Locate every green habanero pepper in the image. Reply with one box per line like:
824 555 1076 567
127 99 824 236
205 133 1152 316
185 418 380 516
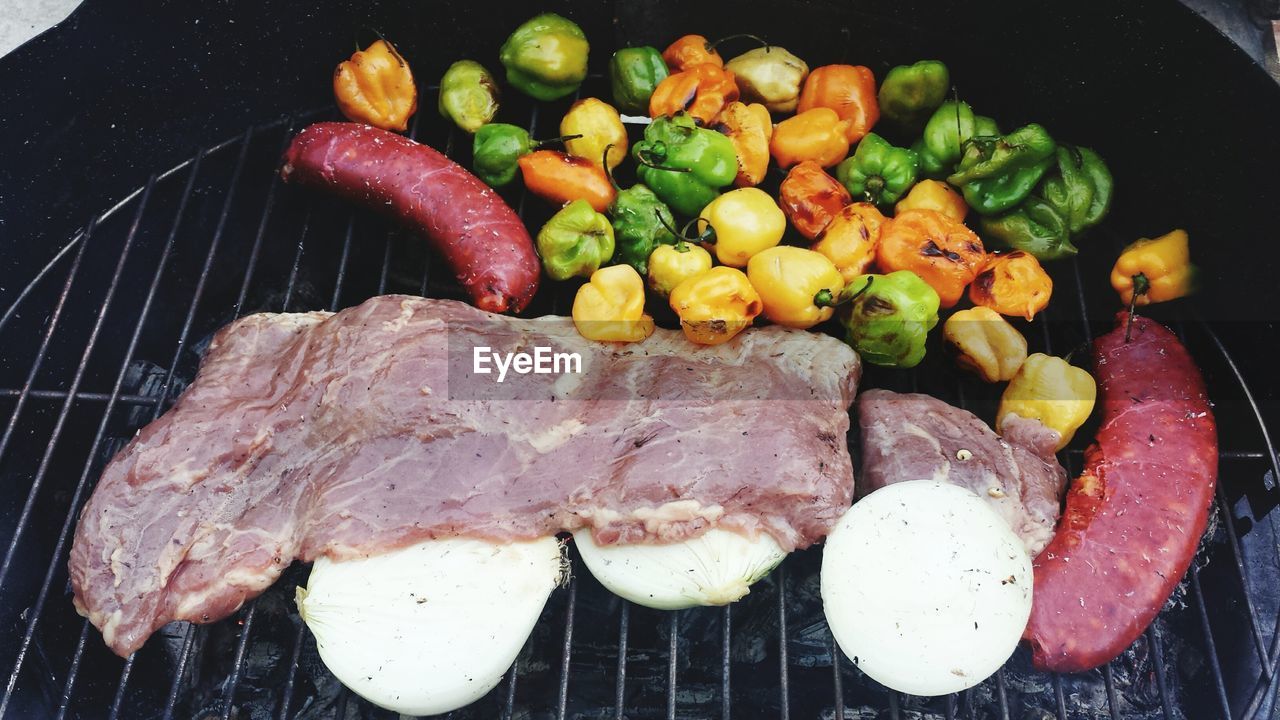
835 133 920 206
839 270 940 368
537 200 616 281
610 46 669 115
948 123 1057 215
631 113 738 217
609 184 678 276
877 60 950 130
978 196 1075 261
438 60 500 133
499 13 589 101
472 123 579 187
1037 145 1113 235
911 101 1000 179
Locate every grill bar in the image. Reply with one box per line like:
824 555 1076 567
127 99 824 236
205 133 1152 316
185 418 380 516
1102 663 1121 720
276 619 307 720
218 604 258 720
776 566 790 720
557 579 578 720
614 602 629 720
723 606 733 720
1147 624 1175 720
667 611 679 720
1190 567 1235 718
233 119 295 316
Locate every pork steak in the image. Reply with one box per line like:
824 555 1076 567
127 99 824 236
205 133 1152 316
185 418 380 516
857 389 1067 555
70 296 861 656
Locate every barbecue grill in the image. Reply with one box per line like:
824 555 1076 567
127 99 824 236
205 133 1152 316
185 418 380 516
1 1 1279 718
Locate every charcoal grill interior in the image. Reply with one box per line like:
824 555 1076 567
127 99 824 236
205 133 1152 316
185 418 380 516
1 1 1279 718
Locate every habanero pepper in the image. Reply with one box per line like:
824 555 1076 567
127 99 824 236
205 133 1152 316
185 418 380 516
1110 229 1197 307
811 202 886 282
536 200 615 281
875 208 985 308
770 107 851 169
712 101 773 187
724 44 809 113
895 179 968 222
839 270 940 369
997 353 1096 451
572 265 655 343
746 246 844 329
698 187 787 267
943 306 1028 383
977 196 1074 261
669 266 763 346
662 34 723 72
632 113 738 217
499 13 589 101
610 46 670 115
1037 145 1113 235
561 98 628 171
648 241 713 297
969 251 1053 321
779 161 852 240
438 59 499 133
835 133 920 206
947 123 1057 215
911 101 999 179
609 183 678 277
649 63 740 125
518 150 617 213
797 65 879 143
334 39 418 132
877 60 949 131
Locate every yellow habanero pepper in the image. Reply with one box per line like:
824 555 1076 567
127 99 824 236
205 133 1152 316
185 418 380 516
648 242 713 297
572 265 655 343
769 107 851 169
997 353 1097 451
894 179 968 222
1110 228 1197 307
334 39 418 132
943 307 1028 383
699 187 786 267
811 202 886 282
746 246 844 329
669 266 763 345
712 101 773 187
561 98 628 171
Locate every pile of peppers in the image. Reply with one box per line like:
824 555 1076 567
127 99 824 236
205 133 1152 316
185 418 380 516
348 15 1159 372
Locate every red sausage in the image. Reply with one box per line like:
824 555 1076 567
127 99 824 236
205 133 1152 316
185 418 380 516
281 122 540 314
1024 314 1217 672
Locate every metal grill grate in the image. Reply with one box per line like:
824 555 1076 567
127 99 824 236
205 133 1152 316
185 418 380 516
0 79 1278 719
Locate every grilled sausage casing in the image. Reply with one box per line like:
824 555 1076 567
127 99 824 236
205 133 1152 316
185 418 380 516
1024 314 1217 672
282 122 540 313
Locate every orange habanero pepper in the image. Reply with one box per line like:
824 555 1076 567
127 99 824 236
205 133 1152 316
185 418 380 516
797 65 879 143
662 34 723 72
779 161 851 239
650 64 739 125
811 202 886 282
517 150 617 213
969 251 1053 320
712 101 773 187
769 107 850 169
334 39 418 131
875 209 985 308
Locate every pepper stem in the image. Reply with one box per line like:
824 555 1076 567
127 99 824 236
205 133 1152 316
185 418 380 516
682 217 716 245
602 144 620 191
707 33 771 52
826 276 875 308
532 133 583 150
1123 272 1150 343
863 176 885 203
635 149 690 173
654 209 709 251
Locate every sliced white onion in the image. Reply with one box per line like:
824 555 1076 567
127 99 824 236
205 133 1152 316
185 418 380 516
574 528 786 610
821 480 1032 696
297 536 564 716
